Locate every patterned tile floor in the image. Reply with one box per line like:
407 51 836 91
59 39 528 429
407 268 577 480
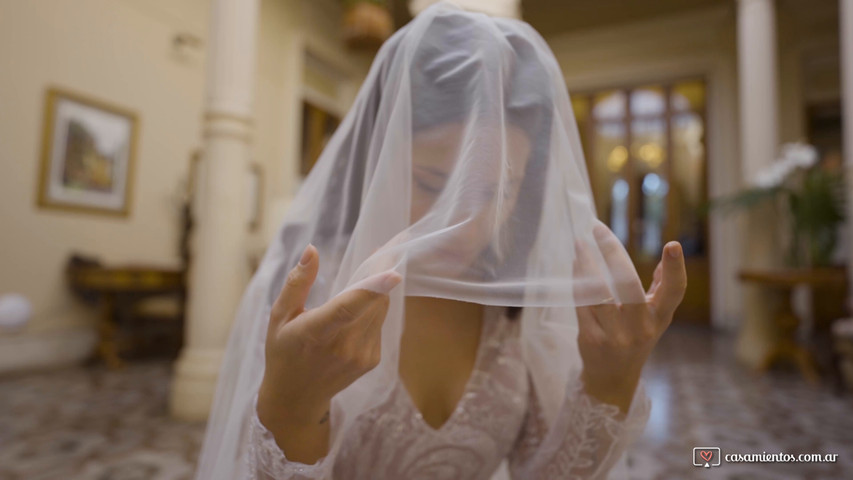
1 325 852 479
0 360 203 480
627 326 853 479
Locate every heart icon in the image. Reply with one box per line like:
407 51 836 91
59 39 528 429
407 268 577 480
700 450 713 462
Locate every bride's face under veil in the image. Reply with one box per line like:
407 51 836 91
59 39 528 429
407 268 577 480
333 4 564 299
409 122 532 278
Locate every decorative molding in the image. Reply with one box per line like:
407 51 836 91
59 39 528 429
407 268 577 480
301 49 352 116
409 0 520 18
201 127 252 144
547 5 731 53
563 55 720 93
203 110 254 125
302 86 347 118
305 49 353 85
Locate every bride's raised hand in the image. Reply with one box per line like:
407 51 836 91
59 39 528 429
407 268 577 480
257 244 401 463
574 224 686 412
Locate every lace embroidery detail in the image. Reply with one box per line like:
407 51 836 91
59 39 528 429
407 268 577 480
245 311 651 480
511 376 651 480
246 397 327 480
331 315 528 480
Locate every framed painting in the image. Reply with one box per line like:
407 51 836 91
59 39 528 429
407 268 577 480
37 87 139 216
300 100 341 176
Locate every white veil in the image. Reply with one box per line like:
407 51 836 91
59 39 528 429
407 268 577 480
195 2 644 478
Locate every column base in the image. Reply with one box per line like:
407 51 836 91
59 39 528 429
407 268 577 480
169 347 225 422
735 287 776 369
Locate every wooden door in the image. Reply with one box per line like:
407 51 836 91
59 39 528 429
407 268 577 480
572 80 710 324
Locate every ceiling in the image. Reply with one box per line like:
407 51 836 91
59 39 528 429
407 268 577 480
390 0 727 37
521 0 726 36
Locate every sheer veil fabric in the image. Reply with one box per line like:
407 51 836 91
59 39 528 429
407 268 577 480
195 2 645 478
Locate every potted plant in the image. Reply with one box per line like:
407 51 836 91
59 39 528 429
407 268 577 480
342 0 393 51
710 143 846 268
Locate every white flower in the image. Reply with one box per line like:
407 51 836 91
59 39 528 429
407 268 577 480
749 142 818 188
751 160 790 188
780 142 818 169
752 171 777 188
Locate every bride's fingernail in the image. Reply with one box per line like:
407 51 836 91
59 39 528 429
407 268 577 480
299 244 313 266
668 243 681 258
380 272 403 293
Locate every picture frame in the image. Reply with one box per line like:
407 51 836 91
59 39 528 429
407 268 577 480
36 87 139 217
300 100 341 176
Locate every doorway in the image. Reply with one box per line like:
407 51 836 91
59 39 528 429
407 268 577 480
571 79 710 324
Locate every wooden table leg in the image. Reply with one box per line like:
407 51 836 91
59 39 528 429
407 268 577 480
759 286 819 383
97 293 124 369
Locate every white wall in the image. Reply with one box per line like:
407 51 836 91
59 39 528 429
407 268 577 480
0 0 370 373
0 0 209 372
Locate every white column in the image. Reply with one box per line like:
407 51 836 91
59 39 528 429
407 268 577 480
170 0 260 421
738 0 779 181
409 0 520 18
842 0 853 307
734 0 781 367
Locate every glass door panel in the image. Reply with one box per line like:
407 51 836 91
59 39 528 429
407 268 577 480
630 86 666 117
576 79 710 324
592 90 627 120
630 117 667 260
671 112 706 257
671 80 706 113
591 122 629 245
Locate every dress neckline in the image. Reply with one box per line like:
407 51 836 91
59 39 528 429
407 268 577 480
396 306 502 434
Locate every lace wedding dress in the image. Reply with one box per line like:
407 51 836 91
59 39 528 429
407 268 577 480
246 308 650 480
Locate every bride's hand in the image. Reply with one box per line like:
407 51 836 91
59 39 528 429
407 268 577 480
575 225 687 412
257 244 401 463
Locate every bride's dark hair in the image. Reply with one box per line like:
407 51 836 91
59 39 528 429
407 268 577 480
410 14 556 317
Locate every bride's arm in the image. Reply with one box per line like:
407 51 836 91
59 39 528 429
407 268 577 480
507 235 682 478
507 374 650 479
256 385 331 466
505 234 681 477
253 244 400 470
247 395 330 480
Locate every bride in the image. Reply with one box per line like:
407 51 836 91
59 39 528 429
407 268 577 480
195 2 687 479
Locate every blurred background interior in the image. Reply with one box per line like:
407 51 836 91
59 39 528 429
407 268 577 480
1 0 853 478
